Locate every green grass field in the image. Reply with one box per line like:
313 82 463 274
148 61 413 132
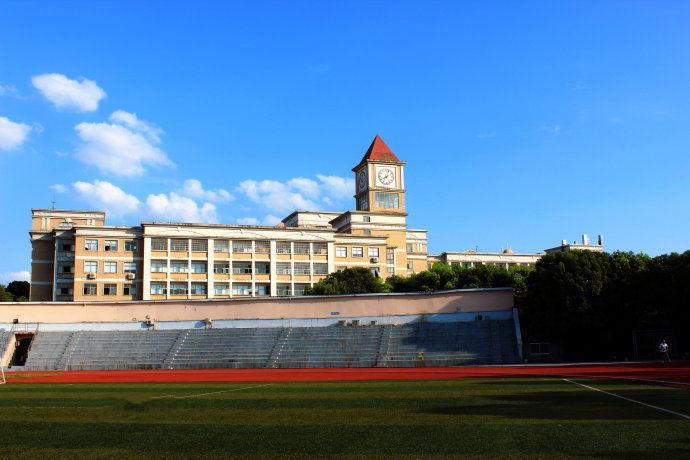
0 378 689 459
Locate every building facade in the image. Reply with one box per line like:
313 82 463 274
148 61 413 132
29 135 603 302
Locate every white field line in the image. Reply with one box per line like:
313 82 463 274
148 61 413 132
565 374 690 388
151 383 273 400
562 378 690 420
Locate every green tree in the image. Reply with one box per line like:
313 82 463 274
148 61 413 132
305 267 391 295
0 285 13 302
6 280 30 300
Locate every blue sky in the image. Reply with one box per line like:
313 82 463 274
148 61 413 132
1 1 690 283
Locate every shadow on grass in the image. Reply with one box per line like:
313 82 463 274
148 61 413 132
421 388 679 420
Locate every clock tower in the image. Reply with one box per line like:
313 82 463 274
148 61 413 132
352 135 406 214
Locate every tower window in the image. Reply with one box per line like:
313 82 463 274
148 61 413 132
357 196 369 211
375 192 399 209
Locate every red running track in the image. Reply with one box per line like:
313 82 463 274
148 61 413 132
6 362 690 386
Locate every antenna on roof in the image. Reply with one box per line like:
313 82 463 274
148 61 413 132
51 191 56 210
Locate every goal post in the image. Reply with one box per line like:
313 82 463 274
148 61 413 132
0 366 5 385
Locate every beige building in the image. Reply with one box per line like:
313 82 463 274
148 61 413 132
29 135 603 302
30 136 429 301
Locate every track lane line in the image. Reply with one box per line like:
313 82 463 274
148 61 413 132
562 378 690 420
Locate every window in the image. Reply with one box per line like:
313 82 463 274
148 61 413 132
104 261 117 273
123 262 137 274
191 239 208 252
191 261 207 274
232 262 252 274
276 241 291 254
84 239 98 251
357 196 369 211
294 242 310 255
294 262 310 275
191 282 207 295
60 264 73 273
254 262 270 274
313 263 328 275
277 284 291 296
170 261 188 273
103 283 117 295
123 284 136 296
233 240 252 253
214 283 230 295
104 240 118 252
336 246 347 258
232 284 251 296
352 247 363 258
406 243 414 254
313 243 327 255
151 260 167 272
293 284 309 296
59 287 72 295
370 267 380 278
170 239 188 252
255 240 270 253
169 282 188 295
375 192 399 209
150 282 166 295
124 240 137 252
151 238 167 251
84 261 98 273
213 239 229 253
255 284 270 296
214 262 230 274
363 215 371 222
276 262 292 274
368 247 379 258
336 266 347 272
386 248 395 264
60 241 73 252
83 283 97 295
407 262 412 271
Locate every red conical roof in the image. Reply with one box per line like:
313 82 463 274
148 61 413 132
358 135 401 164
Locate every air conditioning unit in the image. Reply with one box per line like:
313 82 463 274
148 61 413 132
125 273 136 280
370 257 379 263
86 273 96 279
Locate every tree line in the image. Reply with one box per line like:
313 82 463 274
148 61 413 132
307 250 690 360
0 281 30 302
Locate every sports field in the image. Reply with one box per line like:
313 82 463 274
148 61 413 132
2 364 689 459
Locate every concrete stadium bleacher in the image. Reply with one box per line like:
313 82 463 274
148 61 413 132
15 319 520 371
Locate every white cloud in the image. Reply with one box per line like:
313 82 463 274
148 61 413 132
0 116 32 151
50 184 67 193
109 110 163 143
182 179 233 203
73 110 173 176
236 179 320 213
316 174 354 200
0 84 18 97
235 174 353 214
263 214 281 226
31 73 106 112
236 217 259 225
236 215 281 226
0 270 30 284
146 192 217 223
72 180 142 217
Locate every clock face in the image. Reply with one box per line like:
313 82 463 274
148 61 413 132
357 170 367 191
377 167 395 186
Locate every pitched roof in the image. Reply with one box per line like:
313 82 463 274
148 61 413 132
358 135 401 164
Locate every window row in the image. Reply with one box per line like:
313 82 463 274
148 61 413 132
150 260 272 274
82 283 137 296
149 282 270 296
335 246 382 259
275 262 328 275
150 239 328 255
83 239 138 252
83 261 138 274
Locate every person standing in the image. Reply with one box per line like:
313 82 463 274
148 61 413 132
659 340 670 363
